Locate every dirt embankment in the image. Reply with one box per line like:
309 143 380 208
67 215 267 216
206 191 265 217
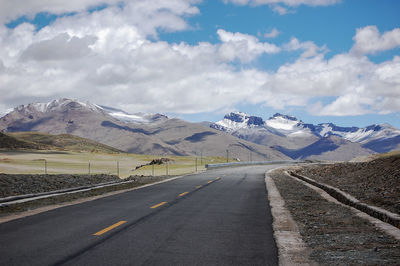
293 154 400 215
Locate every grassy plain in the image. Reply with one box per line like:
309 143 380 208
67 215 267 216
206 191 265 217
0 150 227 178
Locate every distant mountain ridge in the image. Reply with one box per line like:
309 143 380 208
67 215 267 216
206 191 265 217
211 111 400 146
0 99 288 161
210 111 400 160
2 99 398 161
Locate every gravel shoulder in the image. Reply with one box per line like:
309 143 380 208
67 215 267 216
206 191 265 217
269 168 400 265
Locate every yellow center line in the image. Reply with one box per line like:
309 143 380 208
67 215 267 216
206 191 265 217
93 221 127 236
215 177 221 180
207 180 213 184
178 192 189 197
150 201 167 209
196 185 202 189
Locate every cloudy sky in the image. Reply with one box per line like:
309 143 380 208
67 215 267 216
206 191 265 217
0 0 399 127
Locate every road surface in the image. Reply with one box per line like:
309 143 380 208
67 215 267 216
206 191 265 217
0 165 281 266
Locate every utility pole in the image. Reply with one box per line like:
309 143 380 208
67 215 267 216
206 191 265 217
195 158 198 172
166 162 168 176
200 150 203 165
152 164 154 176
226 149 229 163
88 162 91 175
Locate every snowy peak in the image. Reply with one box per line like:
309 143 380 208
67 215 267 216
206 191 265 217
9 98 168 125
100 105 168 124
270 113 299 122
211 111 400 148
317 123 400 143
265 113 302 131
15 98 103 115
212 112 264 132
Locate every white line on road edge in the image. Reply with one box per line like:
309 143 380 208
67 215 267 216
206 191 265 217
0 174 189 224
265 169 314 266
285 171 400 241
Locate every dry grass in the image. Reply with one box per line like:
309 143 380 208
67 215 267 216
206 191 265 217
0 150 226 178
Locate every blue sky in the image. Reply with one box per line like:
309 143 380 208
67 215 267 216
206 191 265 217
0 0 399 128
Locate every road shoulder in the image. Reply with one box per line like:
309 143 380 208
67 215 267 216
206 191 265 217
268 167 400 265
265 169 315 266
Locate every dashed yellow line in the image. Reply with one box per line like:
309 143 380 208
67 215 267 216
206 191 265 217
207 180 213 184
150 201 167 209
178 192 189 197
196 185 202 189
93 221 127 236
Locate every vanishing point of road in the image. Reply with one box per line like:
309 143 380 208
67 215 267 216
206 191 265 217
0 165 282 266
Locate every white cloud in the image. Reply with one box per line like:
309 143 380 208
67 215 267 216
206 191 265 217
21 33 97 61
223 0 341 15
223 0 340 6
0 1 399 119
351 25 400 56
283 37 327 57
217 29 280 62
271 5 290 15
258 53 400 116
0 0 121 24
264 28 280 38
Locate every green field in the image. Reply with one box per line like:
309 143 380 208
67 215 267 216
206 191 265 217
0 150 229 178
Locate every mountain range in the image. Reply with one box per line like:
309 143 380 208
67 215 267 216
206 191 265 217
1 99 399 161
0 99 287 161
210 112 400 160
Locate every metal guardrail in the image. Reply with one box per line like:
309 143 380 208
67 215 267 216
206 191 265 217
0 180 137 207
0 180 124 204
205 160 302 169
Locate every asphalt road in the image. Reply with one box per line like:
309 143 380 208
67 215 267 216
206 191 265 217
0 165 281 266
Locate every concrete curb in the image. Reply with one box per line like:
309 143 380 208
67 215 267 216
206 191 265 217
265 169 314 266
288 171 400 230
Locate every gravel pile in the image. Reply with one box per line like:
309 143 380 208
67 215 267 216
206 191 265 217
0 174 120 198
293 155 400 214
270 169 400 265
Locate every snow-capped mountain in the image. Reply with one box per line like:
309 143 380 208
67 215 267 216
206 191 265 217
0 99 289 160
212 112 265 132
99 105 167 124
315 123 400 143
6 98 167 125
210 111 400 155
212 112 316 138
14 98 104 115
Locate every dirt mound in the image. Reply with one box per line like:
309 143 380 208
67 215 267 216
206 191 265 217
294 153 400 214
